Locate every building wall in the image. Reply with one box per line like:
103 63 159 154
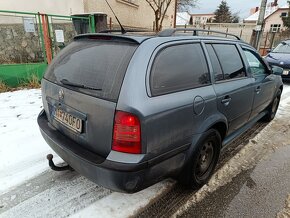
83 0 175 30
176 23 256 43
191 14 215 26
0 0 85 24
0 0 175 30
0 0 84 15
264 9 289 32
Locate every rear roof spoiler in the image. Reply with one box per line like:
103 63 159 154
74 33 148 44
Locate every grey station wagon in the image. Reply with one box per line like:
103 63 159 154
38 28 283 193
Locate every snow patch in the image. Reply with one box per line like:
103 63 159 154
0 89 61 195
70 180 174 218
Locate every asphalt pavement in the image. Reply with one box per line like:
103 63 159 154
180 144 290 218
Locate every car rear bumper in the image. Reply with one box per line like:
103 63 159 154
37 110 188 193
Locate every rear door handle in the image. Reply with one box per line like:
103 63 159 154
221 96 231 106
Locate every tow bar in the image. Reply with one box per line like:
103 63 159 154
46 154 73 171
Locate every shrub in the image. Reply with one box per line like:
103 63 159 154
23 74 41 89
0 80 9 93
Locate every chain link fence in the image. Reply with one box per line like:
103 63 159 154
259 31 290 55
0 10 93 87
0 12 44 64
48 15 92 57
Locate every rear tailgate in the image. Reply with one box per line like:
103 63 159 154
42 37 138 157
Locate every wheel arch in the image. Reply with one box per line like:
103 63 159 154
187 114 228 158
207 121 228 141
198 113 228 141
279 85 283 97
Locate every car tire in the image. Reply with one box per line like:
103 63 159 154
178 129 221 189
263 89 281 122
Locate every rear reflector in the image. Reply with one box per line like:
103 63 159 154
112 111 141 154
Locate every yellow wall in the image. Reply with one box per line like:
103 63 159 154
0 0 175 30
83 0 175 30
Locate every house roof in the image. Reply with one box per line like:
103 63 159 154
176 12 191 25
244 4 289 22
190 13 214 16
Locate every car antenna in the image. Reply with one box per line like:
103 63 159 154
104 0 126 34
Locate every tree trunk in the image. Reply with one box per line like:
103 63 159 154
155 11 160 32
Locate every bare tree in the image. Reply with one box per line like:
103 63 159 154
145 0 174 32
177 0 198 12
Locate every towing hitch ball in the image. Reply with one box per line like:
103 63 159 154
46 154 73 171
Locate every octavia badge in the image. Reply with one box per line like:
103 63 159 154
58 89 64 100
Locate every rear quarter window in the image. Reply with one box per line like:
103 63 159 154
150 43 210 96
44 39 137 102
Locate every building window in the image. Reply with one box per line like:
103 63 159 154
281 12 288 17
270 24 281 32
116 0 139 8
123 0 138 4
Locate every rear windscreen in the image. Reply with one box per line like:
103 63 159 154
44 39 138 102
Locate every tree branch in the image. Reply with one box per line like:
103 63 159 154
159 0 173 30
152 0 159 8
145 0 157 12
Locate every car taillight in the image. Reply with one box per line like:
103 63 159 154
112 111 141 154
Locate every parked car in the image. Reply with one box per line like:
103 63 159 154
38 28 283 193
265 39 290 81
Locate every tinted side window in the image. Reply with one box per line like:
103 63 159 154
150 44 209 96
242 49 267 77
213 44 246 80
206 44 224 81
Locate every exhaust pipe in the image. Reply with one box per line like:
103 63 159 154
46 154 73 171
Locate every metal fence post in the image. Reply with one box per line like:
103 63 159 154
90 15 96 33
37 13 47 64
41 14 53 64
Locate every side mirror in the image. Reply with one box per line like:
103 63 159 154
272 66 283 76
266 48 272 54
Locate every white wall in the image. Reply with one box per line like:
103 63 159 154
0 0 84 15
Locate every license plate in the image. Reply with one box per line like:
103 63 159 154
283 70 289 75
54 108 82 133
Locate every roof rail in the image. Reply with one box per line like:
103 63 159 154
158 28 241 40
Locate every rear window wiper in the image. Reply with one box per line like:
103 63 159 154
60 79 102 91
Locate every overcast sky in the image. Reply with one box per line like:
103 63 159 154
190 0 288 18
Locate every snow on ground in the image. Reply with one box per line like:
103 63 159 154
0 88 173 218
0 89 62 194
